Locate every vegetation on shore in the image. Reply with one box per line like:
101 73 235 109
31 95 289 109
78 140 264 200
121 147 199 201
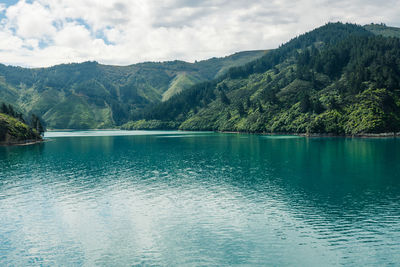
0 103 44 145
121 120 179 130
129 23 400 135
0 51 265 129
1 23 400 136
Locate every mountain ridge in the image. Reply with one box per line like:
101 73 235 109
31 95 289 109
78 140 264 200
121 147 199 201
0 50 266 129
2 22 400 134
124 23 400 135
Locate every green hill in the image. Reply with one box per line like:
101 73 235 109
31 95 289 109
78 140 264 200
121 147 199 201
364 23 400 38
162 73 202 101
0 113 42 145
0 51 265 129
131 23 400 135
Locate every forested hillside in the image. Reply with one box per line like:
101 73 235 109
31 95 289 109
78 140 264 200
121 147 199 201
0 103 43 145
364 23 400 38
2 22 399 134
127 23 400 135
0 50 265 129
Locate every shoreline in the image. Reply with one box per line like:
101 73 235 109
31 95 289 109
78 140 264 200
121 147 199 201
45 128 400 138
46 128 119 132
302 132 399 138
0 139 45 147
217 131 400 138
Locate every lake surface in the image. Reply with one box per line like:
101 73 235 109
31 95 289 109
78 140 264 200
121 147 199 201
1 131 399 266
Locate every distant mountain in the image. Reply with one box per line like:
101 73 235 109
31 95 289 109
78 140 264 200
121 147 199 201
133 23 400 135
0 50 266 129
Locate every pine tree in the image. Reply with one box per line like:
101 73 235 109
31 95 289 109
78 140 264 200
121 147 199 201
237 102 245 116
257 102 264 113
0 103 8 114
31 114 45 136
300 94 311 113
219 90 230 105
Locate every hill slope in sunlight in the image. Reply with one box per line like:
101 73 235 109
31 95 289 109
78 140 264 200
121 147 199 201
0 51 266 129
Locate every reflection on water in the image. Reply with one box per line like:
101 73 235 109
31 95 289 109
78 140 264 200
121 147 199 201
0 131 399 266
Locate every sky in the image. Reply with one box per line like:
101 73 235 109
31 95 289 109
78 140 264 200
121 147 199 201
0 0 399 67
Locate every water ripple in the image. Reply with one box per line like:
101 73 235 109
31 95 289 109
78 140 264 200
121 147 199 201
1 132 400 266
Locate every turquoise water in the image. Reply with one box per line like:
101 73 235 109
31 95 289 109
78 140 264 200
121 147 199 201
1 131 399 266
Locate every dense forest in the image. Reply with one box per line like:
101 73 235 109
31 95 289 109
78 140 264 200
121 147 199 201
0 51 265 129
0 103 43 144
1 22 400 135
121 23 400 135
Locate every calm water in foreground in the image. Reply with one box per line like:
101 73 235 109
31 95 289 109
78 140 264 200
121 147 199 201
0 131 399 266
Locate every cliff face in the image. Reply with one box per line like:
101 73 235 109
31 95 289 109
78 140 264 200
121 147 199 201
0 113 42 145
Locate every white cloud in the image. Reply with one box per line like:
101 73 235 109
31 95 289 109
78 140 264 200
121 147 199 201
54 23 92 48
0 30 24 51
0 0 399 67
5 0 56 40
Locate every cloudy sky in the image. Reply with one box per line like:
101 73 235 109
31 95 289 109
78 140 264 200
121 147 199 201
0 0 399 67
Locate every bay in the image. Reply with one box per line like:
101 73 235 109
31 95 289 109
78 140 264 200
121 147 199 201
0 131 399 266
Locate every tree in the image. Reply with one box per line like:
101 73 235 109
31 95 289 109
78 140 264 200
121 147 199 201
257 102 264 113
219 90 230 105
0 103 8 114
7 104 15 117
16 113 25 123
236 102 245 116
312 98 324 114
31 114 45 136
245 97 251 110
300 94 311 113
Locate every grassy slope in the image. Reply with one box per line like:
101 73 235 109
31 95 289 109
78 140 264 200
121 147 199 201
162 73 202 101
194 50 267 79
0 113 41 144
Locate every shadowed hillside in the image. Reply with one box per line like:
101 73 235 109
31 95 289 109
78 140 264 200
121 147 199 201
128 23 400 135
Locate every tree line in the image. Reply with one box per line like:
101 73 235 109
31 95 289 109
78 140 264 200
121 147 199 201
0 103 45 135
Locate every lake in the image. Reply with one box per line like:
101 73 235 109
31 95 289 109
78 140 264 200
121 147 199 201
1 131 399 266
